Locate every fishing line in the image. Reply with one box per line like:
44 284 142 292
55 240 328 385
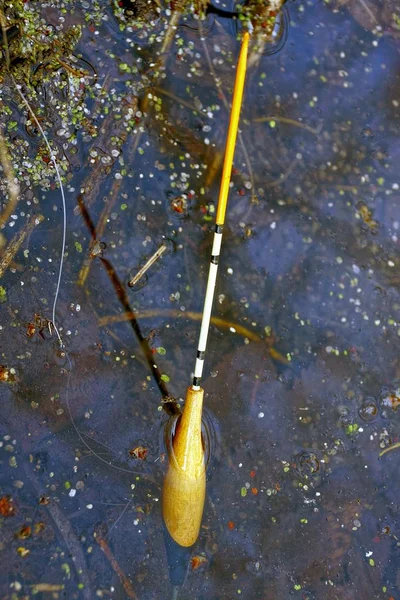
10 76 148 478
11 76 66 347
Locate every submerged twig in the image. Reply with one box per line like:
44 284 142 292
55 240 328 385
159 10 181 57
30 584 65 593
253 115 321 136
26 467 92 600
78 195 180 414
0 3 10 69
98 308 289 365
127 10 185 162
0 128 20 228
379 442 400 458
199 21 256 201
101 255 181 410
94 525 138 600
77 183 120 287
99 308 261 339
0 214 44 279
264 156 298 189
153 85 199 113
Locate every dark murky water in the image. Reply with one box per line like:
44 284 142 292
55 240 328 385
1 0 400 598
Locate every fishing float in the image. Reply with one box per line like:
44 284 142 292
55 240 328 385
162 29 250 549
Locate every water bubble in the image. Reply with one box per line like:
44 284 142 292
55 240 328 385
358 397 378 422
294 451 320 477
167 194 189 219
379 385 400 412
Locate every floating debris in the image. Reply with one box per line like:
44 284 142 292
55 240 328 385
0 495 16 516
129 446 148 460
128 241 168 288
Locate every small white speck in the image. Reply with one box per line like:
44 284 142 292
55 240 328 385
69 489 76 498
258 412 265 419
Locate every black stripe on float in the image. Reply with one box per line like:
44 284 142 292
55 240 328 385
197 350 205 360
193 376 201 387
211 255 219 265
215 224 223 234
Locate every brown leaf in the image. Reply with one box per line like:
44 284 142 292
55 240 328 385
129 446 148 460
0 495 16 517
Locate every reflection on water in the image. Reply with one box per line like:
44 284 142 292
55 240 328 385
1 0 400 598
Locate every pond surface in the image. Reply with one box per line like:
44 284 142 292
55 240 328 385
1 0 400 599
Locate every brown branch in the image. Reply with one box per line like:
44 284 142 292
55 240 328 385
78 195 180 414
264 157 298 190
379 442 400 458
253 115 321 136
0 127 20 229
98 309 289 365
77 182 120 287
94 525 138 600
0 214 44 279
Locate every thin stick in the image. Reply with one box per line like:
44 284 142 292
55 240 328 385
128 242 167 287
30 584 65 593
98 309 290 364
99 309 260 341
0 214 44 279
379 442 400 458
0 4 10 69
78 194 179 414
77 182 120 287
199 22 256 201
192 31 249 388
0 128 20 228
253 115 320 136
94 526 138 600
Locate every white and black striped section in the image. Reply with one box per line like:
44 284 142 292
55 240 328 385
192 225 223 389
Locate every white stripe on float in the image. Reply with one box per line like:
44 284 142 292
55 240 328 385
211 231 223 257
193 357 204 380
197 261 219 352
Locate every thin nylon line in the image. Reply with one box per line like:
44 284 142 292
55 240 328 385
11 77 66 347
11 80 149 476
63 350 148 476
